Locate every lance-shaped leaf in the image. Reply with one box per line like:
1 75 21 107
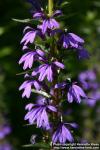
32 89 51 98
12 18 39 25
61 1 69 7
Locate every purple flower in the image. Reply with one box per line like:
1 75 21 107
79 70 96 81
25 103 57 130
36 10 61 34
19 80 41 98
53 29 87 56
79 70 97 89
86 98 96 107
19 49 45 70
33 11 45 19
55 82 67 89
55 81 87 103
32 61 64 82
0 143 12 150
86 90 100 107
53 10 62 17
0 125 11 139
38 18 59 34
36 96 47 105
21 26 43 46
77 46 89 59
33 10 62 19
59 31 84 49
67 83 87 103
52 122 77 144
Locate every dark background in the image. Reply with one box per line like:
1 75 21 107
0 0 100 149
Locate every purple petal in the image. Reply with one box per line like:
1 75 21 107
19 81 28 90
25 103 34 110
47 105 57 112
63 36 69 48
22 84 31 98
30 107 42 123
78 47 89 59
21 31 36 45
33 12 43 18
69 33 84 43
65 123 78 128
38 65 48 81
36 49 45 57
55 82 66 89
19 53 29 64
52 131 59 143
73 85 86 98
50 19 59 29
22 45 28 50
53 61 64 69
47 66 53 82
39 20 48 34
63 125 74 142
32 65 43 76
33 80 41 90
53 10 62 17
67 89 74 103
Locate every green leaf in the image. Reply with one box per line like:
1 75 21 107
61 1 69 8
0 27 5 36
0 47 12 58
16 69 33 75
12 18 39 25
32 89 51 98
12 18 32 23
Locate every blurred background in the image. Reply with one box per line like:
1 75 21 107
0 0 100 149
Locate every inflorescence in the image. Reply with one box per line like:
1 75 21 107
18 0 89 146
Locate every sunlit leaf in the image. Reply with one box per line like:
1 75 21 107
16 69 33 75
0 27 5 36
32 89 51 98
12 18 39 25
0 47 12 57
61 1 69 8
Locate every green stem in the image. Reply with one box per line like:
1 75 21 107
48 0 53 16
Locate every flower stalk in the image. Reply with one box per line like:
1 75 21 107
48 0 53 16
18 0 90 148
